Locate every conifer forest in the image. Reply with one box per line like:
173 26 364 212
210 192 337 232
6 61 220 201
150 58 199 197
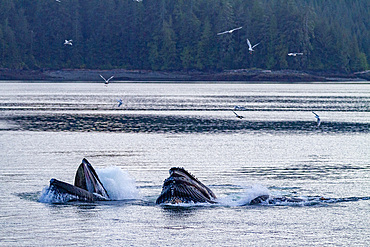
1 0 369 72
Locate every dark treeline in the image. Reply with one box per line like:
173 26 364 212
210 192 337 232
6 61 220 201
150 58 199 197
1 0 369 72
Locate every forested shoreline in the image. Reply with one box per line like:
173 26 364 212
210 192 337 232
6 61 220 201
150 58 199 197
1 0 369 73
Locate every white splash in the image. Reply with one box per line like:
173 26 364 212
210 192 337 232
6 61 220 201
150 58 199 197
39 186 77 203
96 166 141 200
217 184 270 206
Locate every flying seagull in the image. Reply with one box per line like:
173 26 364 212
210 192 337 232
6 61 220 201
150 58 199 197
232 110 244 119
217 26 242 35
64 39 72 46
100 75 114 85
312 111 321 127
234 105 246 111
288 53 303 56
247 39 259 54
117 99 123 107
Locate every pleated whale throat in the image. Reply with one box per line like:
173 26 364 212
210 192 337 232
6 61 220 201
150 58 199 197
156 167 218 204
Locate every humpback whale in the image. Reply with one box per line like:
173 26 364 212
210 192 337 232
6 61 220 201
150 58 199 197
156 167 217 204
45 161 320 205
46 158 110 202
156 167 218 204
156 167 275 205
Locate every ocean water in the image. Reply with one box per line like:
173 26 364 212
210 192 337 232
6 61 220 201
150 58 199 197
0 82 369 246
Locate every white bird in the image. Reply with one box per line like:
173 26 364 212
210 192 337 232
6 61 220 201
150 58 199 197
234 105 246 111
100 75 114 85
64 39 72 46
247 39 259 54
232 110 244 119
117 99 123 107
288 53 303 56
312 111 321 127
217 26 242 35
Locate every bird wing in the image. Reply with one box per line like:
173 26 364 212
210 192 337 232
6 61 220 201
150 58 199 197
217 30 228 35
107 76 114 81
232 110 239 116
312 111 319 118
231 26 242 32
99 74 106 81
252 42 260 49
247 39 252 48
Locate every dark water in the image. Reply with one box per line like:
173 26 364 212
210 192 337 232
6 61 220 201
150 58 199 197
0 82 369 246
5 114 370 133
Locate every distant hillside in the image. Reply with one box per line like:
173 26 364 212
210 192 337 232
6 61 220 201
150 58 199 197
1 0 369 72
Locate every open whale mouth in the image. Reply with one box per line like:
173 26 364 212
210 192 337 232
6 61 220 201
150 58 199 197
44 158 110 202
74 158 109 198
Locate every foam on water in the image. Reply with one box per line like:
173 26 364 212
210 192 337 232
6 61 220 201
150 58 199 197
217 184 271 207
160 201 213 208
96 166 141 200
39 186 78 203
158 184 272 207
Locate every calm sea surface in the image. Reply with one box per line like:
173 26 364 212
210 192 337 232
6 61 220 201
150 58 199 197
0 82 369 246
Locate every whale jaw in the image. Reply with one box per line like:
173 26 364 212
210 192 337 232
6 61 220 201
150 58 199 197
156 167 217 204
49 178 107 202
74 158 109 198
46 158 109 202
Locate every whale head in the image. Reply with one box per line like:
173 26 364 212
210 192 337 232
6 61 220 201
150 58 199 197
156 167 217 204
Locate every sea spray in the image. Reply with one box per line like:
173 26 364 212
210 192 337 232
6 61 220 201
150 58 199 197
217 184 270 206
39 186 77 203
238 184 270 206
97 166 140 200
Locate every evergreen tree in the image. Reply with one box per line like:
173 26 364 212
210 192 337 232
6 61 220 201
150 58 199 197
0 0 368 72
196 17 218 70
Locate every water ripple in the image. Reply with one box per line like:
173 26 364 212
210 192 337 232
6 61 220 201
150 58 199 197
3 114 369 133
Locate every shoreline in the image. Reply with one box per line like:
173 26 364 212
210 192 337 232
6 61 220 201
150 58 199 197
0 68 369 82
